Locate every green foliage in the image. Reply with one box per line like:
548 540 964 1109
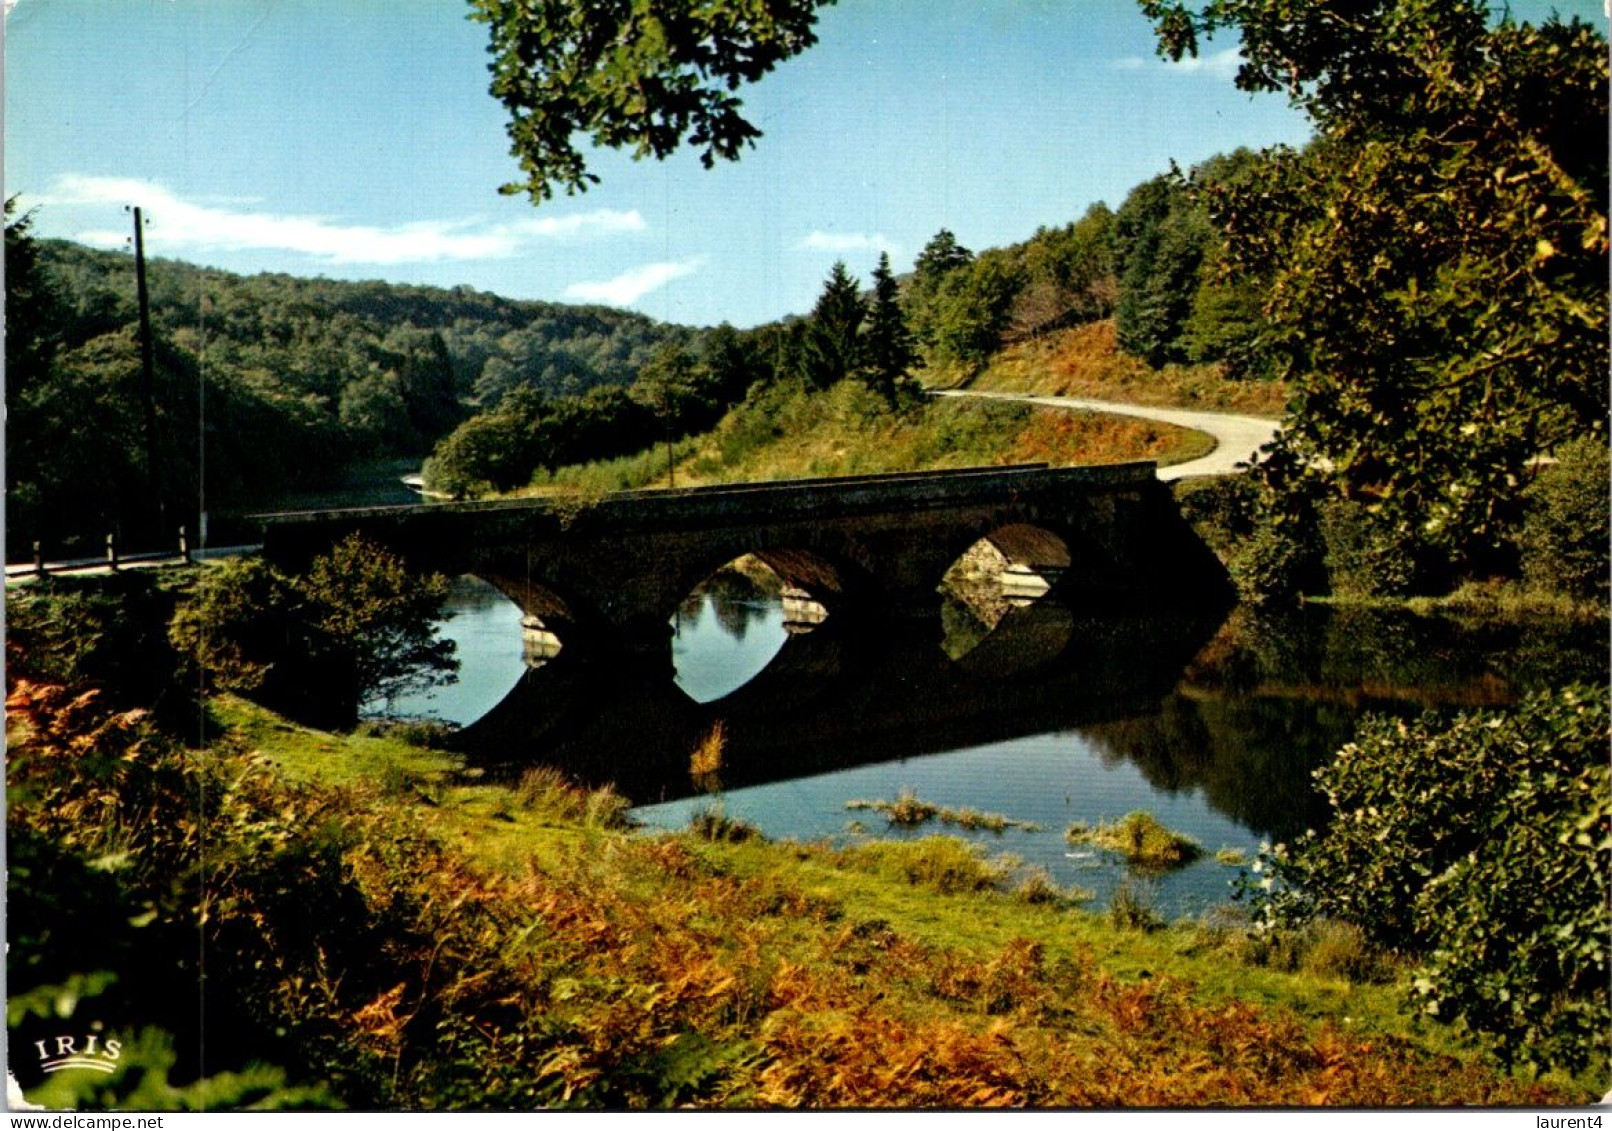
421 409 534 497
1249 686 1611 1074
1317 496 1434 599
1518 437 1611 602
170 537 456 727
1145 0 1609 568
471 0 831 202
799 260 866 389
914 250 1026 373
860 252 915 404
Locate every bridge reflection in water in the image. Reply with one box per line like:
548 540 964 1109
449 595 1227 808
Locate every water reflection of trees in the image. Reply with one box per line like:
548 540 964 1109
1191 606 1607 706
677 558 787 642
1081 696 1347 842
453 589 1606 837
1082 605 1610 842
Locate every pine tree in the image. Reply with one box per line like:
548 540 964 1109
799 261 865 389
860 252 914 405
913 228 973 282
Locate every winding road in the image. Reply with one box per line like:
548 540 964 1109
932 389 1281 480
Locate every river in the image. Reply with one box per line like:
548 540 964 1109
367 566 1607 921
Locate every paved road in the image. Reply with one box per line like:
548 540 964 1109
4 544 259 584
932 389 1281 481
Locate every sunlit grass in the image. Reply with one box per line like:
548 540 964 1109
520 377 1208 495
964 319 1288 418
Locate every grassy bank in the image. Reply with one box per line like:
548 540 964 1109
519 377 1212 496
29 688 1578 1108
960 320 1288 418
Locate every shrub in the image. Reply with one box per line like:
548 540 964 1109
1317 497 1431 598
1518 436 1610 602
1250 686 1611 1074
169 537 457 729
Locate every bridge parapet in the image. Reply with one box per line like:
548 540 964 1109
256 462 1154 536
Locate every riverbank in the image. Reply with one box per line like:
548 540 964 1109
174 693 1597 1106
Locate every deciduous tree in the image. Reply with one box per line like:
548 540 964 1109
471 0 833 202
1141 0 1608 567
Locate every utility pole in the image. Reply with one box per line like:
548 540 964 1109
131 206 162 544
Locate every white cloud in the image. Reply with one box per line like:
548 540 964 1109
797 230 897 256
1114 46 1242 79
563 259 705 306
41 174 644 265
512 210 646 238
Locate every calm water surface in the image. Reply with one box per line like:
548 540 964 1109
376 575 1607 920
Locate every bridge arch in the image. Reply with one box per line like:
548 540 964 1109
669 545 859 628
940 518 1114 608
467 566 590 656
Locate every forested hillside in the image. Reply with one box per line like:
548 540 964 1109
420 148 1280 497
4 227 687 558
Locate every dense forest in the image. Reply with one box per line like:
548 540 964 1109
3 226 688 558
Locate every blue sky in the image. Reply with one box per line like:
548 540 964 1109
6 0 1605 328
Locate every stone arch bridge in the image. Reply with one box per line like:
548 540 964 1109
257 463 1229 658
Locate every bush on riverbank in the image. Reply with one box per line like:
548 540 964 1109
1246 686 1611 1076
167 536 457 729
1174 460 1609 611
